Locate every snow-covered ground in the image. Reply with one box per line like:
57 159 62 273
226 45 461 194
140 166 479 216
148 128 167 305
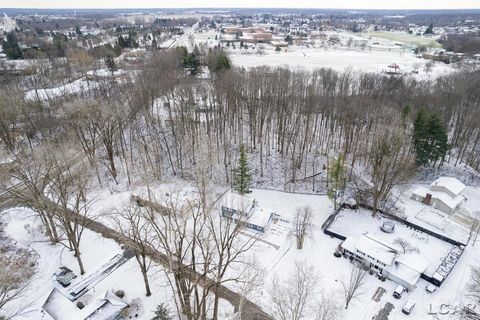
0 208 175 320
229 47 453 80
3 180 480 320
25 78 98 101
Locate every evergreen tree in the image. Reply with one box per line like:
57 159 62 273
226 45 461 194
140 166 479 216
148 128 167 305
104 55 117 74
75 26 83 36
183 52 200 75
213 52 231 73
413 108 449 166
151 303 172 320
1 32 23 59
233 144 252 195
427 113 449 166
424 22 434 35
327 154 345 210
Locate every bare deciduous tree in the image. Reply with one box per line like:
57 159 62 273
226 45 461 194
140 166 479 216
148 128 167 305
467 266 480 302
1 149 59 244
269 260 319 320
313 291 343 320
341 263 367 309
294 206 313 250
110 202 153 297
47 148 93 275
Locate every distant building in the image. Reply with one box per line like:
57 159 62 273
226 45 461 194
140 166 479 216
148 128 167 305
220 193 275 233
411 177 466 214
341 233 428 290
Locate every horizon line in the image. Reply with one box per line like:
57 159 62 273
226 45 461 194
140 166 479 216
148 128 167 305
2 7 480 11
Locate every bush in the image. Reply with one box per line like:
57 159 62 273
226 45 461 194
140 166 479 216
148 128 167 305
151 303 171 320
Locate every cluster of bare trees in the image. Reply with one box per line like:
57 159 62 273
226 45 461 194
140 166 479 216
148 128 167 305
1 144 93 275
109 182 260 319
269 261 342 320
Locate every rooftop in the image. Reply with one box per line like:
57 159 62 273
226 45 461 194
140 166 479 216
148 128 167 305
342 233 399 267
412 185 464 209
431 177 466 196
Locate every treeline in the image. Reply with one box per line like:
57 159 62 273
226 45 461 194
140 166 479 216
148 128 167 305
1 50 480 207
440 33 480 55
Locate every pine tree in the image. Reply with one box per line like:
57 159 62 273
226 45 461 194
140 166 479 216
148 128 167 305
183 52 200 75
233 144 252 195
214 52 231 73
1 32 23 60
424 22 434 35
413 108 449 166
428 113 449 166
104 55 117 74
413 108 429 165
151 304 172 320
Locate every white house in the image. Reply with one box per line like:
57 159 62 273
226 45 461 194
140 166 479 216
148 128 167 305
411 177 466 214
220 192 275 233
341 233 428 290
42 288 129 320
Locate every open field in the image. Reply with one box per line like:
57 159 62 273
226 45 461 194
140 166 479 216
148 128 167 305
229 46 453 79
365 31 443 48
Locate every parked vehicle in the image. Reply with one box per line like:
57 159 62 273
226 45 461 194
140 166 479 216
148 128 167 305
426 284 437 293
55 267 76 287
393 285 405 299
402 300 416 315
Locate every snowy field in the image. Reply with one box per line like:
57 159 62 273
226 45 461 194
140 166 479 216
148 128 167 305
230 47 453 79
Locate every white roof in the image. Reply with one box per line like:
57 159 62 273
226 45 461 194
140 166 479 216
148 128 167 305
42 289 127 320
221 192 273 229
221 192 254 213
248 206 274 228
388 253 428 287
342 234 399 266
412 186 464 210
431 177 466 196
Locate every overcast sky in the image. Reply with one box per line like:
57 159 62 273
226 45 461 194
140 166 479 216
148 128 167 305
1 0 480 9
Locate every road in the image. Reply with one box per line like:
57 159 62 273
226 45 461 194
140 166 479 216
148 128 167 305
0 192 273 320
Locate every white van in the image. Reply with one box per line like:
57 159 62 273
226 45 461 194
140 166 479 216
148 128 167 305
393 285 405 299
402 300 416 315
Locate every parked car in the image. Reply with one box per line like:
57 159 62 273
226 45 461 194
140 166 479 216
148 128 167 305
381 221 395 233
393 285 405 299
402 300 416 315
55 266 76 287
426 284 437 293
